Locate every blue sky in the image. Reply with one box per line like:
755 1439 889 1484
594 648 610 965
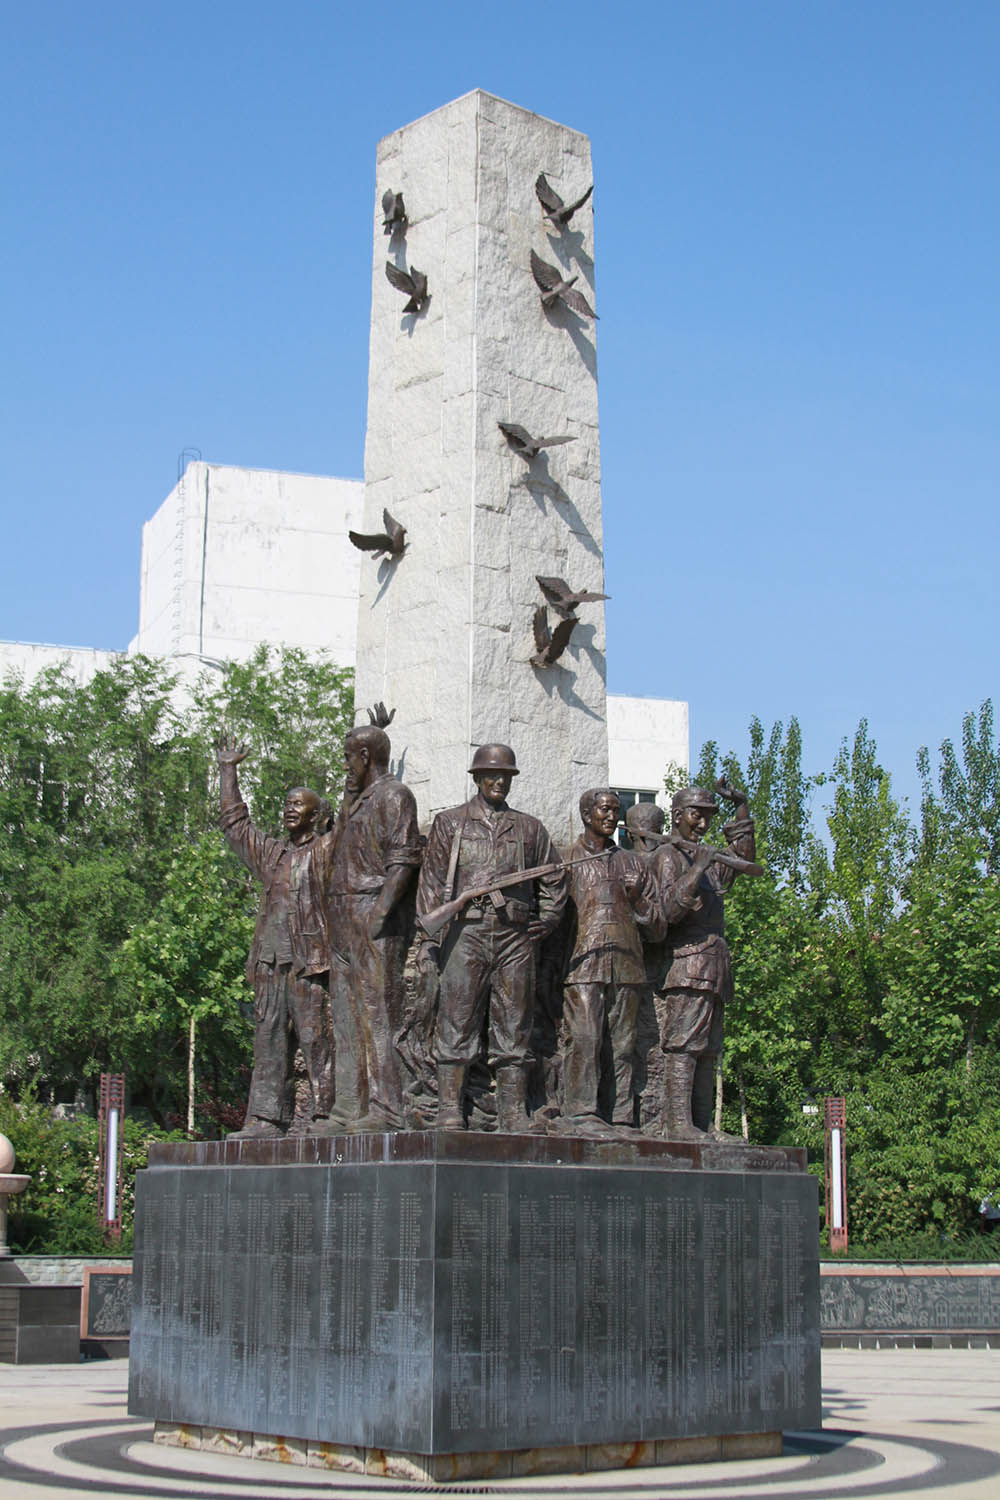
3 2 998 815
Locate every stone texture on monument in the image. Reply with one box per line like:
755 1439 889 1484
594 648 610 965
129 1134 821 1467
354 92 608 845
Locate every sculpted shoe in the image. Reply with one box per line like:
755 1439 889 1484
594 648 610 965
226 1116 285 1140
435 1063 467 1130
559 1114 619 1139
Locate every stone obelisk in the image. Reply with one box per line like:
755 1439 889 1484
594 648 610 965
354 91 608 846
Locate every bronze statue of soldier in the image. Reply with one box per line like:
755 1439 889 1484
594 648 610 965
324 724 422 1132
654 779 756 1141
415 745 567 1133
623 801 668 1130
217 736 335 1139
560 788 664 1137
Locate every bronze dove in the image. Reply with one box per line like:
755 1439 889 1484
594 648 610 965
381 189 407 236
530 605 576 668
535 172 593 229
498 421 576 461
536 575 609 618
348 508 407 560
366 702 396 728
530 249 597 320
385 260 429 313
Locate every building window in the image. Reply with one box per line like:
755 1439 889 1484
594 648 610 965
611 788 657 847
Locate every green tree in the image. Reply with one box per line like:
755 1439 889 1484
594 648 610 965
882 838 1000 1074
917 699 1000 874
116 835 256 1131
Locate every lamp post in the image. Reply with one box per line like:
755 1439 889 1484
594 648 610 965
98 1074 126 1241
824 1095 848 1253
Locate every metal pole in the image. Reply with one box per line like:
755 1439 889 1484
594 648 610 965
98 1073 126 1241
824 1095 848 1252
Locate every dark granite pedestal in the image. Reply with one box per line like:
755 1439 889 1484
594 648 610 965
128 1131 821 1480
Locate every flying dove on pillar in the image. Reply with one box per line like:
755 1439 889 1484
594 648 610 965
535 575 610 619
498 422 576 461
349 509 407 560
530 250 597 320
385 260 429 313
381 189 407 236
530 606 577 669
535 172 594 230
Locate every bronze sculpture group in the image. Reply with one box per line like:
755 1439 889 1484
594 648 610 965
218 732 758 1143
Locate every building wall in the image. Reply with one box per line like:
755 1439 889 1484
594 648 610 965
607 693 689 809
0 640 122 686
130 463 364 666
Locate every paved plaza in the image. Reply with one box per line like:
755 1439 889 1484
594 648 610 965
0 1349 998 1499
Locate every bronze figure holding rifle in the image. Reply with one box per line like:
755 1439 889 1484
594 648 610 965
559 788 666 1137
415 744 567 1133
652 779 758 1141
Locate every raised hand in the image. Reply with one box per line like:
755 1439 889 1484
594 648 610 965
715 776 747 807
216 731 250 766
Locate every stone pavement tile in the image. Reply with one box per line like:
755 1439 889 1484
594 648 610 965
2 1351 1000 1498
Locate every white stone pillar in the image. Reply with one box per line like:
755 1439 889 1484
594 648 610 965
355 91 608 845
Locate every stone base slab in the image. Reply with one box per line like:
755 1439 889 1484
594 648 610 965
129 1135 820 1454
154 1421 782 1479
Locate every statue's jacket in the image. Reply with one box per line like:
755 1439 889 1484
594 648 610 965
563 836 664 985
650 816 755 995
328 771 422 898
416 796 566 934
220 793 333 983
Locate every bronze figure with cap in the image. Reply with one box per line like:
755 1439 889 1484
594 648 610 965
653 779 757 1141
415 745 567 1132
216 735 335 1139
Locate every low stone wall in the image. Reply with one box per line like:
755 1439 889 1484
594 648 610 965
821 1262 1000 1346
0 1256 132 1287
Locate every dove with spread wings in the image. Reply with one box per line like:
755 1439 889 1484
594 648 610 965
498 422 576 461
348 509 407 560
530 605 577 669
385 260 429 313
529 250 597 320
535 575 610 619
535 172 593 229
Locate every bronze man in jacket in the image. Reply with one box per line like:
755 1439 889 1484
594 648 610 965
218 735 334 1139
416 745 566 1133
324 725 422 1132
561 788 664 1136
653 779 755 1140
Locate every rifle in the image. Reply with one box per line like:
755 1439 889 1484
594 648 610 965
418 848 613 940
665 832 764 877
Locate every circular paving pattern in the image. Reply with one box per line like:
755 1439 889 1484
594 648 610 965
2 1418 1000 1500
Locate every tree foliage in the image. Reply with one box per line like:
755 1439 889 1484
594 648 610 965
687 703 1000 1246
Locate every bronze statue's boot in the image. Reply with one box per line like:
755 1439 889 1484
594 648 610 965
226 1115 285 1141
435 1063 466 1130
661 1054 707 1142
495 1064 544 1134
558 1113 618 1139
691 1055 741 1141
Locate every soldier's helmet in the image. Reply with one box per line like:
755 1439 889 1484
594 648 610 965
468 744 520 776
671 785 719 815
